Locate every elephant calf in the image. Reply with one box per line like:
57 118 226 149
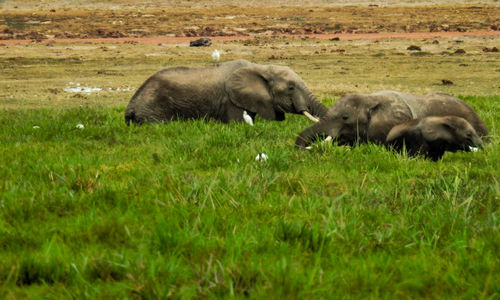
125 59 327 125
386 116 483 161
295 90 488 149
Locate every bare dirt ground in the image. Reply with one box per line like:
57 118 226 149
1 1 498 110
1 31 499 46
1 0 500 10
1 5 499 43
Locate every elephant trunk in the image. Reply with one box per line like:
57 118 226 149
305 90 328 119
472 135 483 148
295 121 336 149
293 89 328 122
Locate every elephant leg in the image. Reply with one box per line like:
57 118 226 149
427 149 445 161
224 102 260 123
224 103 245 123
125 100 171 124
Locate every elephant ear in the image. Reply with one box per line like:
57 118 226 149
225 66 277 120
386 123 406 143
369 102 383 116
421 120 454 143
365 101 390 143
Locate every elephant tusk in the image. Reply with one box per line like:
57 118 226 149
305 135 332 151
303 111 319 123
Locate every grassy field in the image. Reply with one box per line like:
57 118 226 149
0 98 498 298
0 8 499 298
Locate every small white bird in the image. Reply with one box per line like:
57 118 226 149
76 123 84 129
243 110 254 126
255 153 268 162
469 146 479 152
211 49 220 62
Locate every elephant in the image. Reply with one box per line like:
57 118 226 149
124 59 328 125
295 90 488 149
385 116 483 161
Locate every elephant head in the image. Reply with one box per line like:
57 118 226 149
225 64 327 122
295 93 397 148
386 116 483 160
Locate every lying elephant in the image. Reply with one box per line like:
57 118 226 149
295 90 488 148
386 116 483 161
125 59 328 125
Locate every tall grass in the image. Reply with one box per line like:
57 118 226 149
0 98 498 298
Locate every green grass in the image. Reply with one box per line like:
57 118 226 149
0 33 499 298
0 98 498 298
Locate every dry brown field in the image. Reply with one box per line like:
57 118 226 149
0 1 499 109
0 4 499 40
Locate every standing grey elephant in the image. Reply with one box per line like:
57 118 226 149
385 116 483 161
125 59 327 125
295 90 488 149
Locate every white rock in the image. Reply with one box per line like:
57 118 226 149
243 110 254 126
255 153 268 162
76 124 84 129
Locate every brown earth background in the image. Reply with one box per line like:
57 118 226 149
1 1 499 44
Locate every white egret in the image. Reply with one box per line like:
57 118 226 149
255 153 268 162
211 49 220 62
243 110 254 126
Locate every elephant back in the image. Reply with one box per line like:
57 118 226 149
367 92 415 143
407 92 488 137
125 60 254 124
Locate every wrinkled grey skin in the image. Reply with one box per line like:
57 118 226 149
295 90 488 148
386 116 483 161
125 59 327 124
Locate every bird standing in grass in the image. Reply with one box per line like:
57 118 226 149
255 153 268 162
243 110 254 126
211 49 220 62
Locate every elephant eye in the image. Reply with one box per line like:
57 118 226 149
342 115 349 120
